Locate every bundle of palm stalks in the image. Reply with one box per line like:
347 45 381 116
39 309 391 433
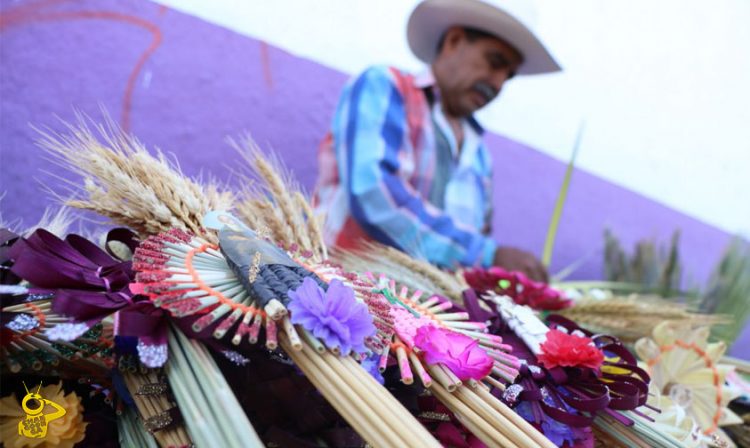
119 355 193 447
40 116 727 448
118 406 160 448
430 379 556 448
166 327 261 447
313 248 555 447
278 334 442 447
227 140 448 446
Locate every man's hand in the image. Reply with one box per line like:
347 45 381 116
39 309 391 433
493 247 549 283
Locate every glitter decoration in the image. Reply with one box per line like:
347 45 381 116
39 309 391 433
136 382 169 396
222 350 250 366
24 293 54 302
0 285 29 295
267 349 294 366
51 343 76 358
82 324 103 339
143 409 174 433
45 322 90 342
418 411 452 422
246 251 262 283
502 384 524 406
6 314 40 332
137 340 168 368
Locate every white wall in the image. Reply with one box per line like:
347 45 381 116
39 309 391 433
156 0 750 236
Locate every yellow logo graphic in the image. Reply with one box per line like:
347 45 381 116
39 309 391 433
18 382 66 439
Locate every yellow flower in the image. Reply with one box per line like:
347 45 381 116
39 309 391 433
635 322 741 436
0 382 88 448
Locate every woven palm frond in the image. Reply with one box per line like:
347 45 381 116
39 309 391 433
604 229 684 297
701 237 750 345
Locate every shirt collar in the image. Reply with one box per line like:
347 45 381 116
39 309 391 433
414 67 485 136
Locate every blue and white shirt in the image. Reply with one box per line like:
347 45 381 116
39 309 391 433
313 65 496 268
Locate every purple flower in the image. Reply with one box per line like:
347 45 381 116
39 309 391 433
516 401 577 447
361 353 385 385
288 278 376 355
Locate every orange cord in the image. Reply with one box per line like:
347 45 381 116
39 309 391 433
184 243 264 318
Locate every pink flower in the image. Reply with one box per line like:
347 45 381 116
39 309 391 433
413 326 493 381
538 329 604 370
464 267 572 311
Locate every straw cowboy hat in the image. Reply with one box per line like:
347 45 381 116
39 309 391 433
407 0 561 75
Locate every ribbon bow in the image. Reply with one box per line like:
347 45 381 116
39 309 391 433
9 229 169 367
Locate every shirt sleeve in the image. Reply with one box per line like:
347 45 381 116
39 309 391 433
334 66 497 268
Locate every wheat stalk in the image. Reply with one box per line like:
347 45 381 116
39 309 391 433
35 115 230 241
332 242 465 301
229 135 328 262
238 197 292 246
559 296 728 342
204 181 235 213
294 191 327 261
377 243 466 300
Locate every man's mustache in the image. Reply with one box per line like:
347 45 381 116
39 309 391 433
472 82 498 103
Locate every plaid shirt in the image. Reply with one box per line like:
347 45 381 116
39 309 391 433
313 65 496 268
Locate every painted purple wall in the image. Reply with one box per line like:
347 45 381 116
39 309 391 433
0 0 743 354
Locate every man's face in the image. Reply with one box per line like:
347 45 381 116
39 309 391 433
434 27 523 117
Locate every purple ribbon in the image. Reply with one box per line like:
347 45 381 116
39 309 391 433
8 229 168 345
117 301 168 345
54 289 132 327
9 229 132 291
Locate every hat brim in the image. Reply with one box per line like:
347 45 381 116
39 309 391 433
407 0 561 75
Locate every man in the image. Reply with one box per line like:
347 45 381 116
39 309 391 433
314 0 560 281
